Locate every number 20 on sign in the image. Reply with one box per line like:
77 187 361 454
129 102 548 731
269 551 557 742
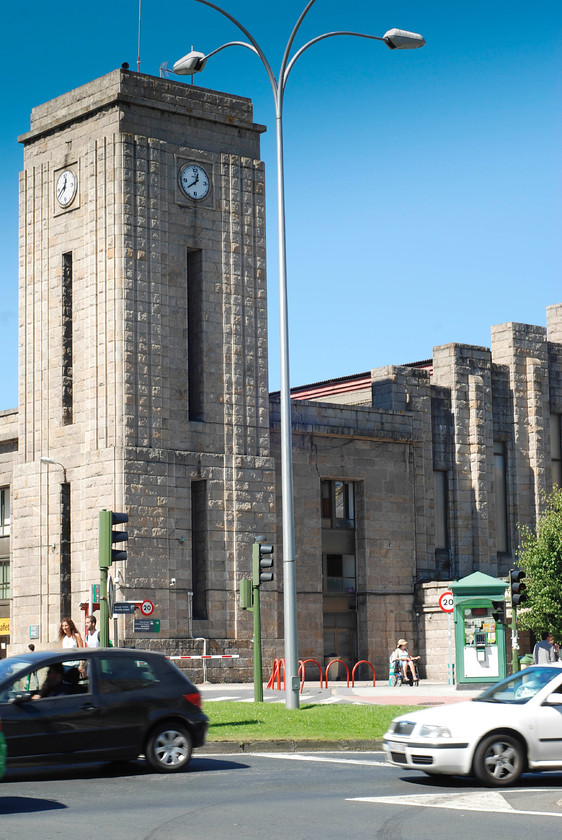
439 591 454 612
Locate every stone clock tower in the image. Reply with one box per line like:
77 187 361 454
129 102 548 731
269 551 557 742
12 69 277 664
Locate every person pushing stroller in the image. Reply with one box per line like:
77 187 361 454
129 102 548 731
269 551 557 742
392 639 420 684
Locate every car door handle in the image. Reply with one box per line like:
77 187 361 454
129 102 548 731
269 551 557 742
80 703 98 711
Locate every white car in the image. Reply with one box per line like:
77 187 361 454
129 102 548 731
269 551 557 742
383 665 562 786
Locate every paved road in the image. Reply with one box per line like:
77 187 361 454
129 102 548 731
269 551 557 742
2 751 562 839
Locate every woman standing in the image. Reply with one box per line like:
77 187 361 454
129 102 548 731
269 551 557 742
58 617 84 652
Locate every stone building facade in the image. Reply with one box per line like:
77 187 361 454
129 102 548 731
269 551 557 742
0 70 560 682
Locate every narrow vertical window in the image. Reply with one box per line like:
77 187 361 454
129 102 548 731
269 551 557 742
0 487 9 600
187 249 204 422
434 471 448 550
494 441 509 554
551 414 562 488
62 252 73 425
60 482 71 618
0 488 9 537
191 480 207 619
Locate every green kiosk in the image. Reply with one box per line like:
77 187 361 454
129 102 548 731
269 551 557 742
451 572 508 686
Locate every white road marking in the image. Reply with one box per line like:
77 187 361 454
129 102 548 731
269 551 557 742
249 753 388 767
349 791 562 817
202 695 240 701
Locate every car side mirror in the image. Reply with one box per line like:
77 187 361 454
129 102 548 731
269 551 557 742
543 693 562 706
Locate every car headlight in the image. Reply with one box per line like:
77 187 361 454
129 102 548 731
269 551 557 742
418 724 452 739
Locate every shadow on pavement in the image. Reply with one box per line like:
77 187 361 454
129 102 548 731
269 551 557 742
2 756 249 783
401 771 562 789
0 796 67 815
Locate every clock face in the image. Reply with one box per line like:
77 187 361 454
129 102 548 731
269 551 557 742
179 164 210 200
56 170 77 208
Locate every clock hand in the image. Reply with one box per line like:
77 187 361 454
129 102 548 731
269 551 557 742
57 174 67 197
186 172 199 188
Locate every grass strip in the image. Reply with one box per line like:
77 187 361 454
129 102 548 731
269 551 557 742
205 701 421 742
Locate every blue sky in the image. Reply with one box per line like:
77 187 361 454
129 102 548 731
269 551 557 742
1 0 560 409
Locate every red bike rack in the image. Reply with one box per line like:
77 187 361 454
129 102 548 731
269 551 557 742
298 659 323 692
324 658 350 687
267 658 285 690
351 660 375 687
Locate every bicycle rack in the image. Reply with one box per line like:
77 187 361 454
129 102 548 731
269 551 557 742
324 658 350 687
298 658 323 692
351 660 375 687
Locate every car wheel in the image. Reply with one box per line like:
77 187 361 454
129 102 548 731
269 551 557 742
473 733 524 787
145 723 193 773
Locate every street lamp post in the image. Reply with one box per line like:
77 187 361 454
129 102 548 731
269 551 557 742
173 0 425 710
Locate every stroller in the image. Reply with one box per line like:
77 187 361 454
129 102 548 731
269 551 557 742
389 654 420 687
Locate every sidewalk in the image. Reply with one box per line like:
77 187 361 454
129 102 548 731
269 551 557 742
199 679 481 707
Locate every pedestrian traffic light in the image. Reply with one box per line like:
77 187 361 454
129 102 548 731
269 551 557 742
491 600 506 624
510 569 527 607
252 540 274 587
99 509 129 568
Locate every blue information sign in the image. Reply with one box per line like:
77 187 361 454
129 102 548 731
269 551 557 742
113 602 136 614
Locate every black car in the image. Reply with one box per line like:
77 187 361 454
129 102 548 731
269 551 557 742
0 648 208 773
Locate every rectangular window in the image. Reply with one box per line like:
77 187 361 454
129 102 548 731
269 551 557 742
321 480 355 529
60 482 71 618
551 414 562 488
191 480 208 620
0 561 9 600
324 553 356 594
434 471 448 550
494 441 509 554
187 249 204 422
62 252 73 425
0 488 9 536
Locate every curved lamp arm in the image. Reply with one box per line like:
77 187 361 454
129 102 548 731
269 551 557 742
277 0 317 109
204 40 261 62
191 0 279 102
283 30 386 89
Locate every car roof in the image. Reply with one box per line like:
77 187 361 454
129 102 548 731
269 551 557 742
3 647 169 665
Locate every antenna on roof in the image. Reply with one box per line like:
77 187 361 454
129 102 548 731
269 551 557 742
159 62 171 79
137 0 142 72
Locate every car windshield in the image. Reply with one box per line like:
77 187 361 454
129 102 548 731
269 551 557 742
475 666 562 704
0 657 33 683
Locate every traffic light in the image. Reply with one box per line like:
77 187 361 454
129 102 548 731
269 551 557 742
510 569 527 607
240 578 253 610
252 540 274 586
99 509 129 568
491 600 506 624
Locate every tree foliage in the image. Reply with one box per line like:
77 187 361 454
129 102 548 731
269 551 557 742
517 488 562 638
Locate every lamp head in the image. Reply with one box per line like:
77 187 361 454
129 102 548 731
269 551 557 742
173 51 207 76
383 29 426 50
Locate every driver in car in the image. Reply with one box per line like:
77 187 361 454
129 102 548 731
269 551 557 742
32 663 69 699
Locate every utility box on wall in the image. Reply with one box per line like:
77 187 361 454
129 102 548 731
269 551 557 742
451 572 508 686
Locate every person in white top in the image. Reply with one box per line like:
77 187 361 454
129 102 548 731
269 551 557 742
85 615 101 648
58 617 83 650
58 617 83 670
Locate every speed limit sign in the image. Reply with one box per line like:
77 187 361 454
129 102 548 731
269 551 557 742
439 591 454 613
140 599 154 617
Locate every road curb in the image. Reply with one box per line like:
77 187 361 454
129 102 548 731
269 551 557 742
201 739 383 754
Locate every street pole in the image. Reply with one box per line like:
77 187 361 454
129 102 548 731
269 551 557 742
511 607 519 674
99 564 109 647
173 1 425 710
